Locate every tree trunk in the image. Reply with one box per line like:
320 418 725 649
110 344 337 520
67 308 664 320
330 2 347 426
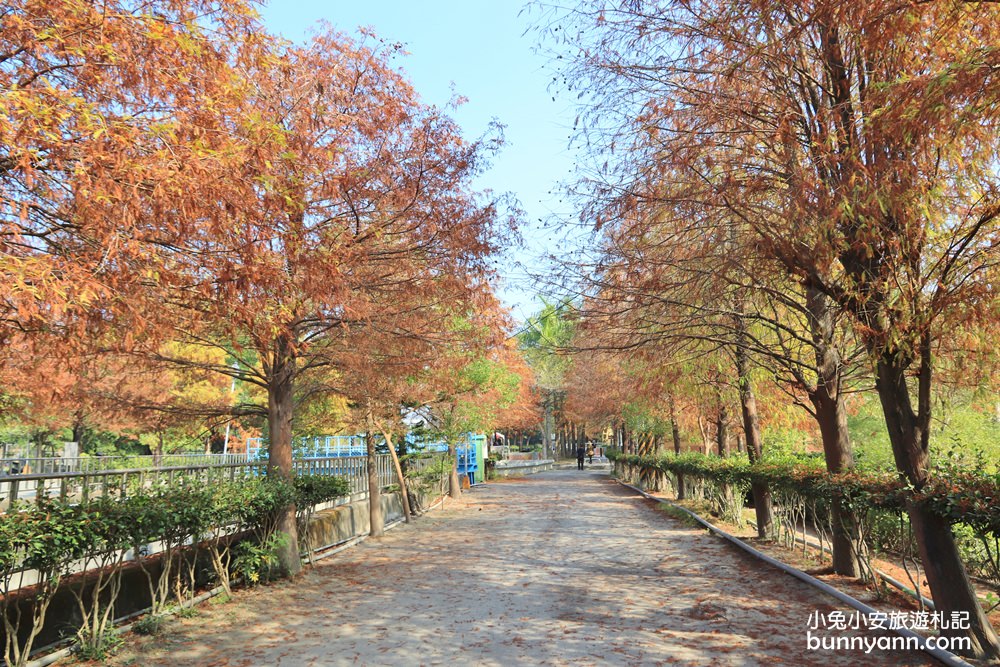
806 285 862 577
651 433 665 491
670 396 684 500
72 415 85 454
875 347 1000 660
366 431 383 537
734 344 772 539
266 336 301 577
715 404 728 457
698 414 711 455
541 392 553 460
812 389 864 577
381 429 412 523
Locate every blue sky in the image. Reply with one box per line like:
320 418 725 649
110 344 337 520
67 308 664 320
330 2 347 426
257 1 580 321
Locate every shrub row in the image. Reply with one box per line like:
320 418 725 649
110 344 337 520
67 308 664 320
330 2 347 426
609 450 1000 536
0 473 350 667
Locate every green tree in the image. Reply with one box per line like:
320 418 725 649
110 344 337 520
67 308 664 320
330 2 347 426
519 299 577 458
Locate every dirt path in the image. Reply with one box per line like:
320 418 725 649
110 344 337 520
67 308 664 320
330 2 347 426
106 471 934 666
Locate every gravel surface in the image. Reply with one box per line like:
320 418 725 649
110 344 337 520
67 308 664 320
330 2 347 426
104 470 935 666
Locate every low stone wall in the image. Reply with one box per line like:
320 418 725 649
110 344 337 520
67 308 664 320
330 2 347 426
491 460 554 478
305 491 407 550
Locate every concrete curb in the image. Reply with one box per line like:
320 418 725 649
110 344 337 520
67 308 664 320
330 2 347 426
616 479 974 667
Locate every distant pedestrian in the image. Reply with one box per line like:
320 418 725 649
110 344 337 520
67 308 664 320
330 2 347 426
575 444 586 470
586 443 594 465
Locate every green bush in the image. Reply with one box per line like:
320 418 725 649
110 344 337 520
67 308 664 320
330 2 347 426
233 532 288 585
68 495 133 657
292 474 350 561
293 474 350 507
0 470 350 664
72 631 123 661
2 495 134 667
610 449 1000 531
131 614 164 636
237 477 295 540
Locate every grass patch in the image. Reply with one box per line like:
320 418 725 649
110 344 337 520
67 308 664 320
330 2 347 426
208 592 232 605
131 614 164 636
655 501 702 528
73 633 124 661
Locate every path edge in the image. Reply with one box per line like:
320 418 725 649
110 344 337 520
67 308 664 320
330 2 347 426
615 479 973 667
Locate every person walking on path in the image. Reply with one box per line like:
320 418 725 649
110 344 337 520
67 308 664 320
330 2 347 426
586 443 595 465
576 444 586 470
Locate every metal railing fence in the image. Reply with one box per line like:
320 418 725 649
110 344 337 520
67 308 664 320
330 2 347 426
292 455 394 495
0 454 400 513
0 453 249 477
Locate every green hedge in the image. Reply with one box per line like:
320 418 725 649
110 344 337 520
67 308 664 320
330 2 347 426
609 450 1000 536
293 474 351 508
0 472 351 666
